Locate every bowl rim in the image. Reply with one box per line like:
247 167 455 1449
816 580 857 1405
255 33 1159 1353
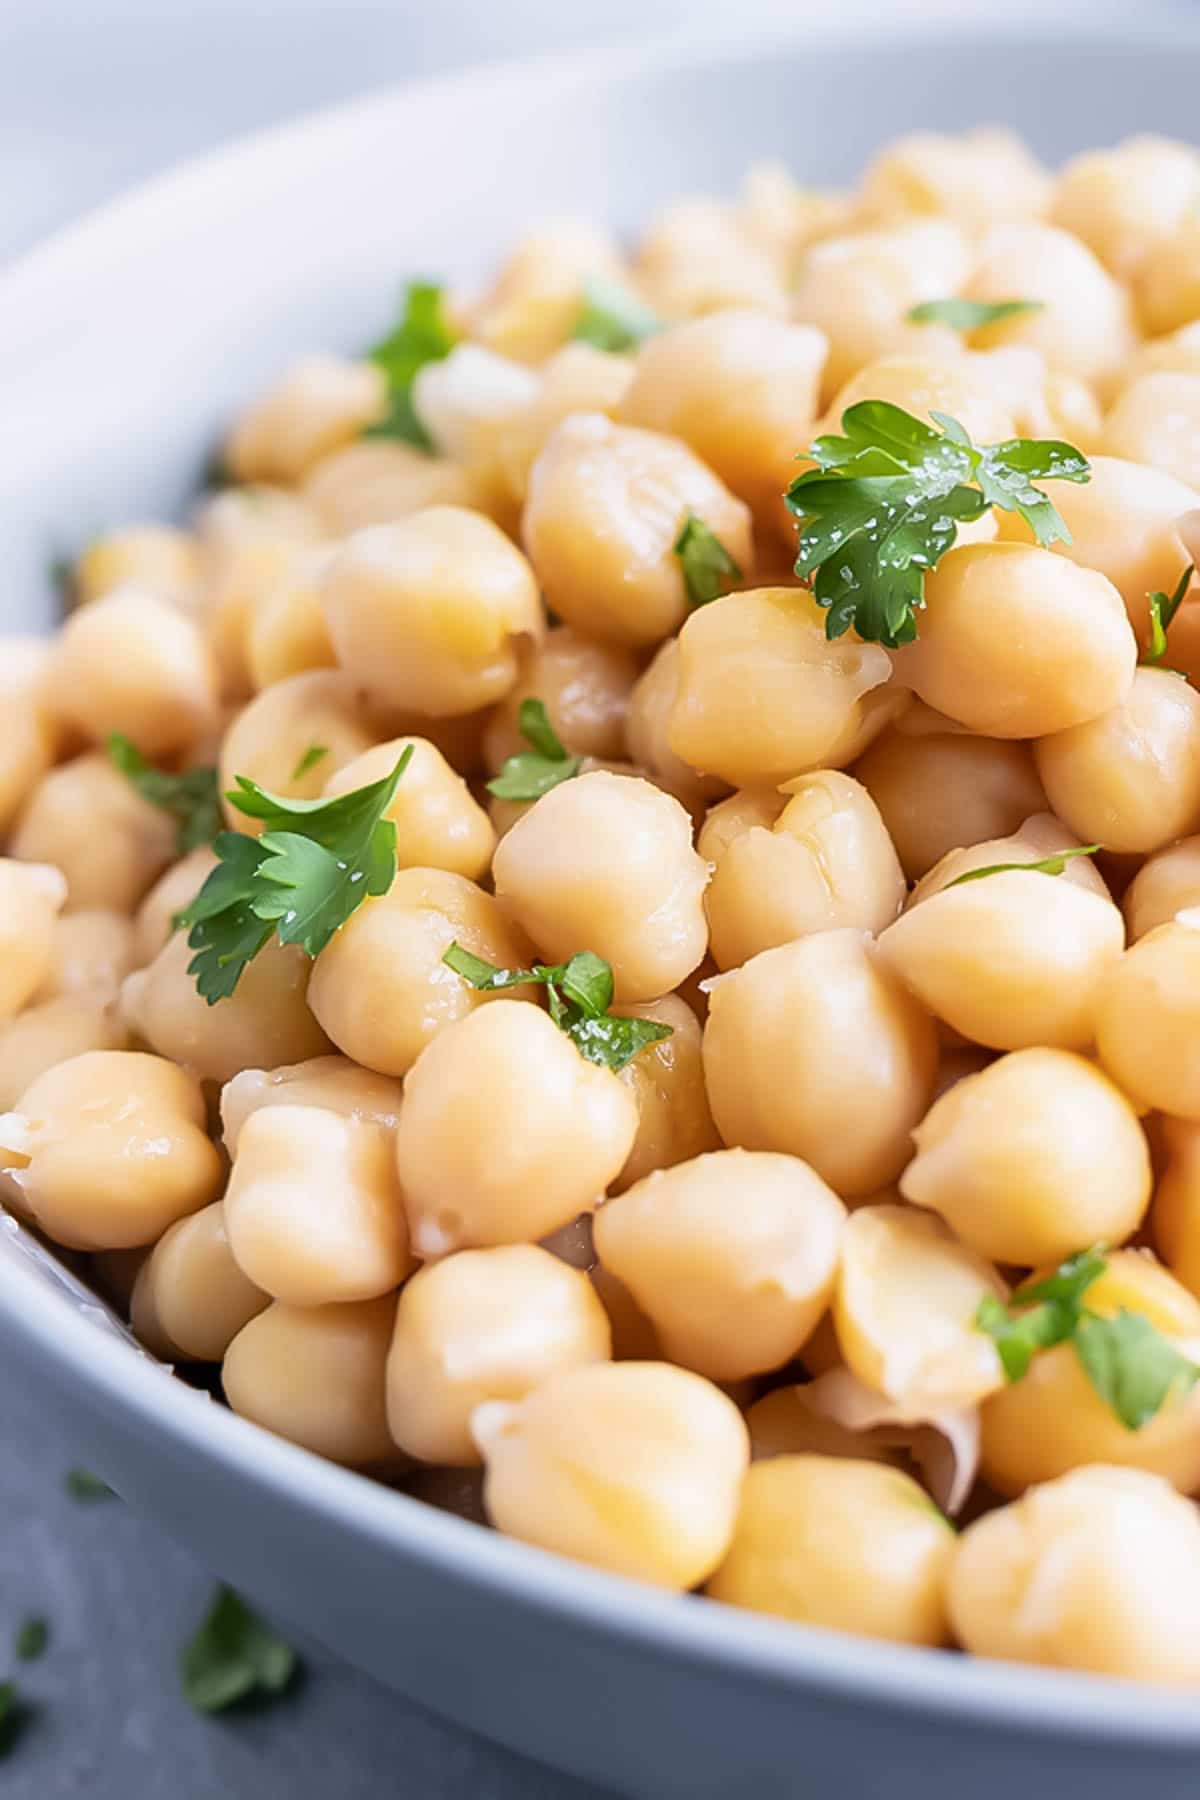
5 5 1200 1745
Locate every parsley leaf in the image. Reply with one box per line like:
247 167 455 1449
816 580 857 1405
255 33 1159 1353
14 1619 47 1663
673 512 743 609
906 298 1044 331
487 699 582 802
785 401 1091 647
106 735 221 853
64 1468 115 1502
946 844 1101 887
1143 564 1194 667
976 1248 1107 1381
0 1682 29 1759
290 743 329 782
365 280 457 449
178 748 413 1003
441 943 672 1072
572 276 662 352
181 1586 299 1715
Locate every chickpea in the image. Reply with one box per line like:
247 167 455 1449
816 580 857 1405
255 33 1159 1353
223 1104 412 1306
962 223 1137 389
220 1054 403 1156
89 1246 148 1312
1124 837 1200 941
949 1465 1200 1683
1096 920 1200 1118
223 354 387 484
705 770 904 971
38 908 137 1003
1103 373 1200 492
0 861 67 1018
636 199 788 319
74 525 201 611
322 508 544 717
834 1204 1005 1412
707 1456 952 1644
0 995 129 1112
611 994 721 1191
1051 137 1200 279
49 587 218 757
736 161 850 274
696 788 788 866
0 1050 221 1249
194 486 325 699
818 351 1016 448
242 547 337 690
703 931 938 1197
395 1001 638 1258
492 771 709 1002
121 930 329 1086
0 641 59 837
217 671 385 827
385 1245 611 1465
901 813 1109 908
472 1361 748 1589
223 1295 398 1467
746 1384 901 1466
1137 213 1200 338
302 439 477 535
898 543 1135 738
322 736 494 883
470 219 626 363
594 1148 844 1381
491 342 634 510
980 1251 1200 1497
12 753 176 913
861 128 1049 236
307 867 533 1077
130 1201 268 1361
482 626 638 772
624 640 726 814
902 1048 1151 1266
1118 320 1200 394
134 847 219 963
669 588 893 790
1153 1118 1200 1298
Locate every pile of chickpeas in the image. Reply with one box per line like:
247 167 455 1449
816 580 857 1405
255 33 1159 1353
12 124 1200 1686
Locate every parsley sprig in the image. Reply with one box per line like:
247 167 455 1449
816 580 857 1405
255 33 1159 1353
487 699 582 802
442 943 672 1072
1143 564 1194 668
106 735 220 853
181 1586 299 1715
673 512 743 609
977 1248 1200 1430
906 298 1044 331
572 276 662 352
178 748 413 1003
365 280 458 449
946 844 1101 887
785 400 1091 648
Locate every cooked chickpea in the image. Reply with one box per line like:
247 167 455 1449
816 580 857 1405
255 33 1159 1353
611 994 720 1191
38 908 137 1003
0 641 59 837
1051 137 1200 279
482 626 638 772
216 670 385 827
703 931 938 1196
242 547 337 689
707 1456 952 1645
492 771 708 1003
521 414 753 648
963 223 1137 388
408 346 541 526
950 1465 1200 1682
130 1201 268 1361
223 1295 398 1467
133 847 219 963
220 1054 403 1155
224 354 387 484
624 640 725 813
745 1384 898 1464
385 1245 611 1465
696 788 788 865
472 1361 748 1589
0 1050 222 1249
594 1148 844 1381
705 770 905 970
49 588 218 757
321 736 494 882
470 219 626 362
1153 1118 1200 1298
491 342 634 509
902 1047 1151 1266
0 995 129 1112
1103 373 1200 491
1137 213 1200 338
1095 920 1200 1118
193 485 325 698
0 861 67 1018
12 753 176 913
322 508 544 717
307 867 533 1077
861 128 1049 236
395 1001 638 1258
302 439 477 534
636 197 788 319
1124 836 1200 941
73 524 201 612
818 351 1017 448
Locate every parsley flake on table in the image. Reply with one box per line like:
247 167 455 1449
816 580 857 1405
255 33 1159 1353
181 1586 300 1715
178 746 413 1003
906 297 1045 331
946 844 1101 887
486 699 582 802
785 399 1091 648
442 943 672 1072
673 512 743 609
571 275 662 352
64 1468 116 1502
106 734 221 853
365 280 458 449
14 1618 47 1663
1142 563 1194 668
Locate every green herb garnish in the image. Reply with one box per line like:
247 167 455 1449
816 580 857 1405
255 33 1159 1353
177 747 413 1003
442 943 672 1072
673 512 743 609
486 699 582 802
365 280 458 449
946 844 1101 887
785 400 1091 647
290 743 329 782
14 1619 47 1663
106 735 221 854
181 1586 299 1715
1143 564 1194 668
0 1682 29 1759
64 1468 115 1502
572 276 662 352
906 298 1045 331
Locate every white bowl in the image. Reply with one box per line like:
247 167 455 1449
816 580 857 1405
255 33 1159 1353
2 18 1200 1798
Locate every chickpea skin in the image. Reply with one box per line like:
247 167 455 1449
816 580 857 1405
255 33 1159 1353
1095 920 1200 1118
130 1202 268 1362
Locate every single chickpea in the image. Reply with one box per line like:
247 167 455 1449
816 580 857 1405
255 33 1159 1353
702 930 938 1197
736 162 850 275
243 547 337 690
610 994 721 1192
907 815 1108 903
0 1050 222 1249
0 995 130 1112
745 1385 898 1465
1137 213 1200 337
1103 373 1200 492
491 342 634 510
321 508 544 717
980 1251 1200 1497
707 1456 953 1645
217 671 385 828
322 736 494 883
220 1054 403 1156
385 1245 611 1465
130 1201 268 1361
223 1105 412 1306
594 1147 845 1381
1096 920 1200 1118
898 543 1136 738
817 351 1017 448
696 789 788 866
636 198 788 318
12 753 176 913
395 1000 638 1258
223 1294 399 1467
901 1047 1151 1266
497 774 704 1002
48 587 219 757
0 861 67 1018
409 346 542 529
1117 320 1200 394
1051 137 1200 279
38 908 137 1003
1124 836 1200 941
669 587 893 790
860 128 1049 236
949 1465 1200 1683
302 439 478 535
962 223 1137 389
0 640 59 837
193 485 325 699
1153 1118 1200 1298
120 931 330 1086
472 1361 748 1589
74 525 201 611
470 218 626 362
705 770 905 971
134 847 220 963
307 867 533 1077
223 354 387 484
482 625 638 772
624 640 728 814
